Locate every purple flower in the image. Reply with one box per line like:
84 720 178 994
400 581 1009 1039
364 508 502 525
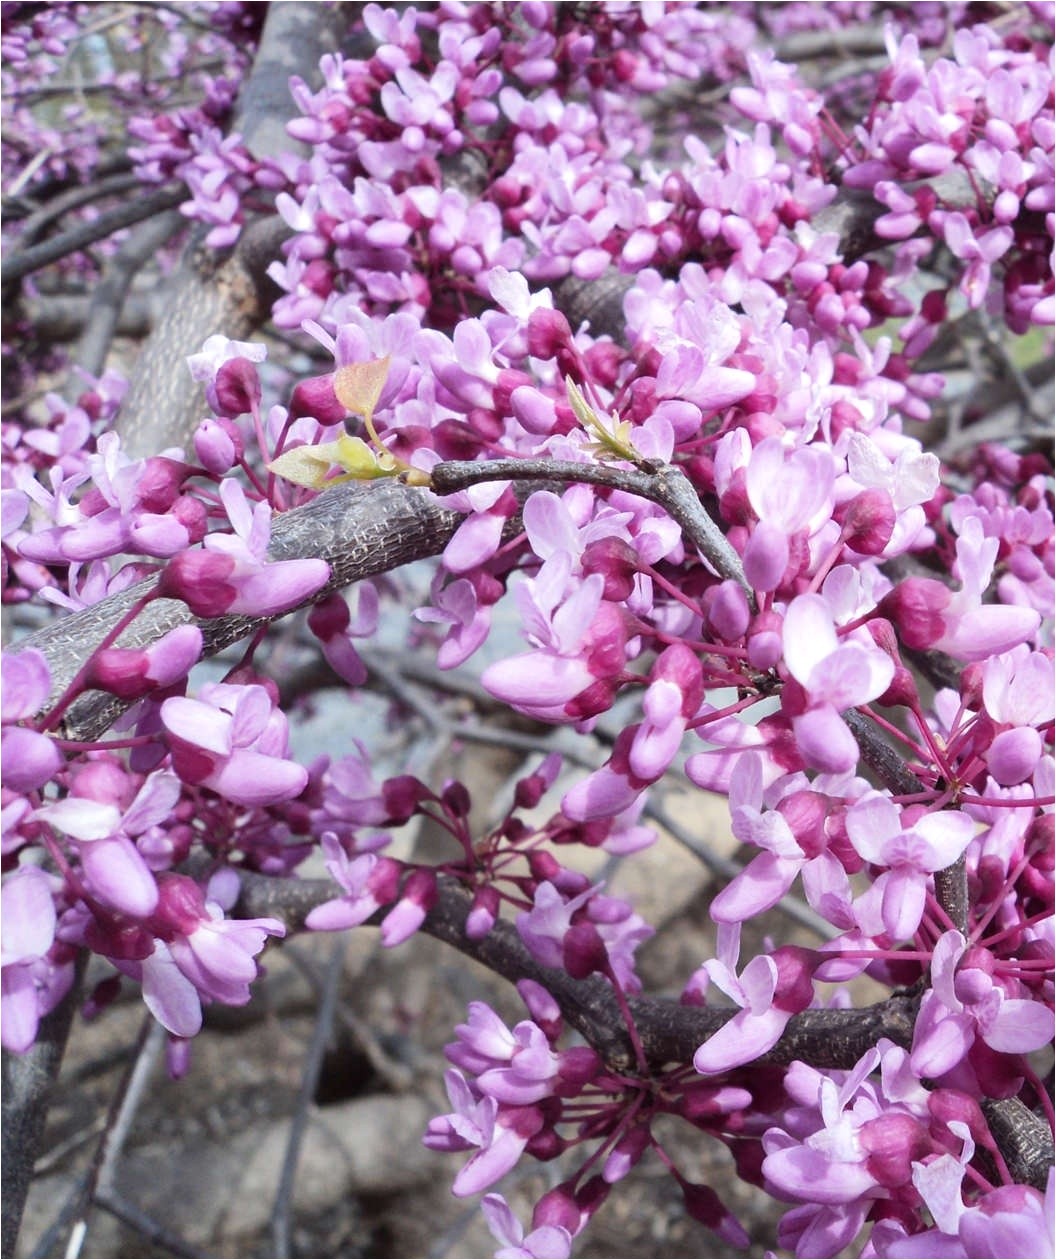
304 833 401 932
35 770 180 917
782 595 895 773
691 924 814 1073
422 1069 538 1197
135 873 284 1038
1 865 73 1053
158 479 329 618
1 649 63 792
481 1194 572 1260
160 682 308 807
446 1002 562 1105
844 798 975 941
910 930 1054 1078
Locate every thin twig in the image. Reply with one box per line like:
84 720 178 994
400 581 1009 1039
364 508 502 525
1 185 187 286
269 937 346 1258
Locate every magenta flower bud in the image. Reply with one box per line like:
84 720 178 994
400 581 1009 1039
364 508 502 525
776 791 829 857
678 1083 752 1124
380 868 437 946
531 1185 581 1235
528 850 561 883
194 417 244 474
441 780 471 819
366 856 404 908
151 872 208 935
704 579 750 642
770 946 817 1014
878 578 950 650
466 885 499 940
88 624 202 700
555 1046 602 1094
516 979 562 1040
927 1088 988 1143
747 609 783 670
680 1181 749 1248
562 921 608 981
526 308 572 360
860 1113 930 1188
380 774 428 823
1 727 64 792
289 373 347 425
513 754 561 811
171 495 208 544
603 1123 651 1183
157 549 237 616
986 726 1043 785
307 592 351 641
563 678 617 721
581 537 639 601
69 758 133 806
137 457 187 512
837 488 896 554
214 356 262 416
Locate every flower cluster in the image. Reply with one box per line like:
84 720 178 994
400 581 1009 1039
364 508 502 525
2 3 1053 1258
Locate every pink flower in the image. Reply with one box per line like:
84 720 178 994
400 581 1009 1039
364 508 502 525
35 770 180 917
304 833 401 931
1 649 63 792
782 594 894 773
481 1194 572 1260
136 873 284 1038
691 924 814 1073
423 1069 539 1197
910 931 1054 1078
844 798 975 941
161 682 308 806
1 865 74 1053
157 479 329 618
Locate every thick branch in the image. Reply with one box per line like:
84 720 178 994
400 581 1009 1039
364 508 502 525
235 871 1051 1191
21 478 465 741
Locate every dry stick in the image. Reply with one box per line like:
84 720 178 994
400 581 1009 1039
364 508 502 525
270 937 346 1259
6 168 139 244
0 185 188 286
60 1016 166 1259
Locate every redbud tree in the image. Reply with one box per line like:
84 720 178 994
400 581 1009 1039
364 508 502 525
1 2 1053 1257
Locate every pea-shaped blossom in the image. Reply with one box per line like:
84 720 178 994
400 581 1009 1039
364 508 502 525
423 1068 540 1197
844 797 976 941
35 770 181 917
161 682 308 807
910 930 1054 1079
133 873 284 1039
1 865 73 1053
744 437 835 592
980 645 1055 786
157 479 329 618
1 648 63 792
782 594 894 773
481 553 626 722
690 924 815 1074
481 1194 572 1260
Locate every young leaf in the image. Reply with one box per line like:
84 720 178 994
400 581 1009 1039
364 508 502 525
334 356 392 424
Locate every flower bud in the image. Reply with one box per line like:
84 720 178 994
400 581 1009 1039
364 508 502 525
214 356 262 416
194 417 244 474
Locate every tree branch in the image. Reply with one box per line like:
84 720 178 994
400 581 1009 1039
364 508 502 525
0 185 187 286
